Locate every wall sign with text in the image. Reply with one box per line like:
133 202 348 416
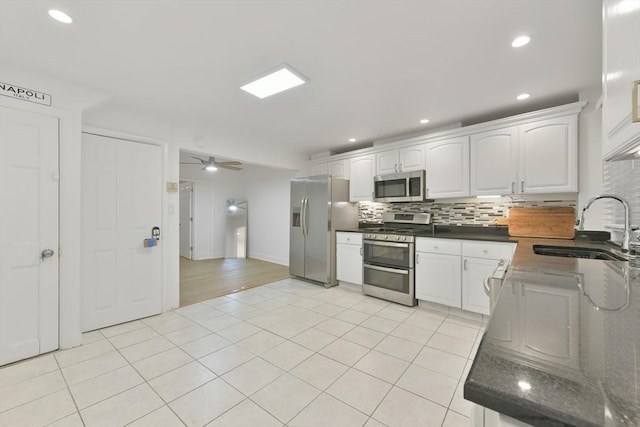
0 82 52 106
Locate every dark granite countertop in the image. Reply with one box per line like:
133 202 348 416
464 238 640 427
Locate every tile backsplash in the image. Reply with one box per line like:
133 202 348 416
604 158 640 241
359 198 577 225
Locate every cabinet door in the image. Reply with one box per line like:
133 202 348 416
518 115 577 193
336 243 363 285
376 150 399 175
329 160 349 179
462 257 498 315
470 127 518 196
425 136 470 198
349 155 375 202
519 283 579 368
602 0 640 159
415 251 461 308
399 145 426 172
309 162 328 176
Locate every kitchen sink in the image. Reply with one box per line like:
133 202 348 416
532 245 627 261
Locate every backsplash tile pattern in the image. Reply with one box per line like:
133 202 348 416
359 198 577 225
604 158 640 242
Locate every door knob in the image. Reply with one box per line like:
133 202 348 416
41 249 55 260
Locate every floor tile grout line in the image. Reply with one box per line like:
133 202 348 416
53 351 87 427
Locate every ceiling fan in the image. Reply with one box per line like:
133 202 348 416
180 156 243 171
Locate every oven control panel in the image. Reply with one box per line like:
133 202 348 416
364 233 414 243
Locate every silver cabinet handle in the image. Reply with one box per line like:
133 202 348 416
463 259 468 270
360 247 363 256
483 276 491 296
41 248 55 260
511 182 515 193
633 80 640 123
394 163 398 173
415 253 420 264
520 181 524 193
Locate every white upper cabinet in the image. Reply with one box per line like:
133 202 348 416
518 115 577 193
309 160 349 179
309 162 328 176
376 145 426 175
470 127 519 195
349 154 375 202
425 137 470 198
328 159 349 179
376 150 400 175
399 145 426 172
470 115 578 196
602 0 640 159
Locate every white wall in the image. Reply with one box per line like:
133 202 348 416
242 167 296 265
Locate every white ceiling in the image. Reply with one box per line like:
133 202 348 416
0 0 602 157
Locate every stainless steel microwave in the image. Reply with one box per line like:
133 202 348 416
373 170 426 202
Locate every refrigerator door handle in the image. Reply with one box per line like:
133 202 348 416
300 198 306 237
302 197 309 237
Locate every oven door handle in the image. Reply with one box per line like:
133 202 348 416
364 264 409 275
363 240 410 248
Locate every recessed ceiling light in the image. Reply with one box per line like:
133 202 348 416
348 138 357 143
419 119 430 124
48 9 73 24
240 65 307 99
517 93 530 101
512 35 530 48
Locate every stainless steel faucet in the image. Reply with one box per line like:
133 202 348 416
577 194 631 253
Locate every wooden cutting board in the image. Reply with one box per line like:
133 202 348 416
507 207 576 239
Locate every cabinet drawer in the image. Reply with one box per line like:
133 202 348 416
337 232 363 245
462 241 515 260
416 238 461 255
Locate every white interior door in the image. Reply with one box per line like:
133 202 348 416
81 133 163 332
179 182 192 259
0 106 59 365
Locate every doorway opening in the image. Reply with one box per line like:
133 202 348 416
178 149 291 307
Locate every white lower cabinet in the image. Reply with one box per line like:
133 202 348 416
336 232 363 285
462 257 499 315
462 241 516 315
416 238 515 315
415 238 462 307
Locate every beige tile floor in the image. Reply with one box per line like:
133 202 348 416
0 278 485 427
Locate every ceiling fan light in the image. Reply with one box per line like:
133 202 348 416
48 9 73 23
205 164 217 171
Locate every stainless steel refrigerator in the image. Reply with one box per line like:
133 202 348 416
290 175 358 287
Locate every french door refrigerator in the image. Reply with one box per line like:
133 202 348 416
290 175 358 287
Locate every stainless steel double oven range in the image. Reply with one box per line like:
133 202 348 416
362 212 432 307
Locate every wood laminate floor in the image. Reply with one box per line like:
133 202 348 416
179 257 290 307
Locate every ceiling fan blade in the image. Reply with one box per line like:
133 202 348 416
179 162 202 164
218 164 243 171
216 161 243 167
192 156 206 163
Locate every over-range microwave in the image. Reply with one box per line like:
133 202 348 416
373 170 426 202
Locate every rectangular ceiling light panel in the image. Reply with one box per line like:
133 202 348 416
240 66 306 99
